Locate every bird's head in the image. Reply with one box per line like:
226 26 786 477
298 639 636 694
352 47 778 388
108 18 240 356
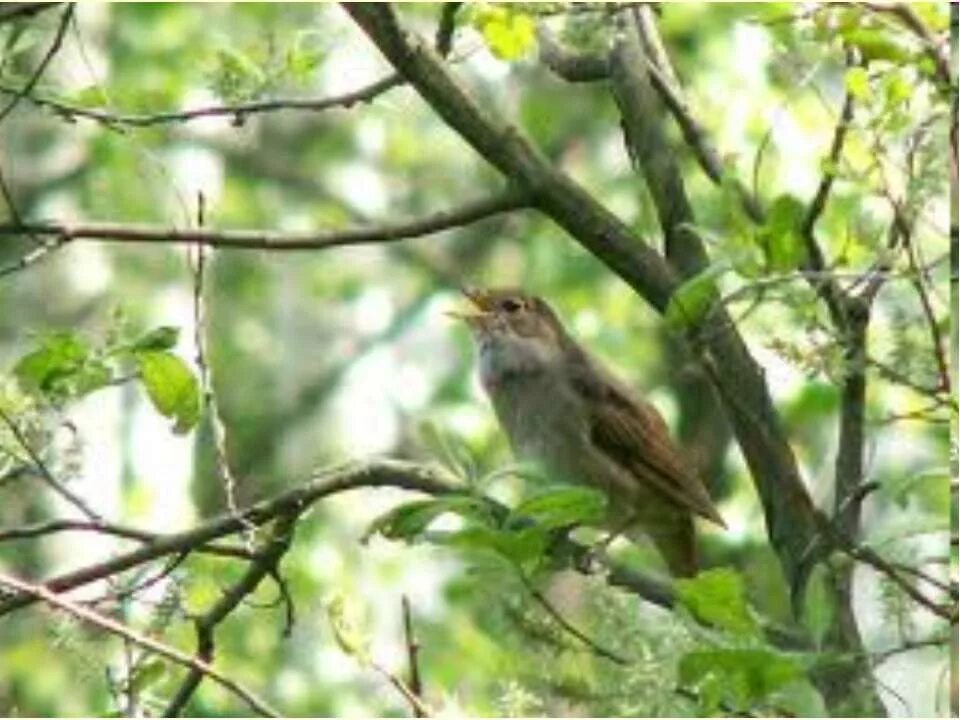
448 287 570 378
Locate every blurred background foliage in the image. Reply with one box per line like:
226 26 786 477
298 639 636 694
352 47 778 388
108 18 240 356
0 2 953 717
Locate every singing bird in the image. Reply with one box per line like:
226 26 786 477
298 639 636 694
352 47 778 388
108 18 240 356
451 288 725 577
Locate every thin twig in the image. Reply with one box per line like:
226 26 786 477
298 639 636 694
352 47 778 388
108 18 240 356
0 189 530 252
904 229 951 394
190 192 255 550
800 51 857 329
0 569 280 717
163 514 297 717
401 596 425 717
370 660 433 718
860 2 951 89
0 405 102 521
0 459 463 617
0 73 402 128
0 517 252 559
0 2 73 125
519 573 630 666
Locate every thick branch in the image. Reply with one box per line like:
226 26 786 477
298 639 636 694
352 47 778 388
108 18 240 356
0 189 529 253
607 11 821 600
342 2 678 311
0 458 811 653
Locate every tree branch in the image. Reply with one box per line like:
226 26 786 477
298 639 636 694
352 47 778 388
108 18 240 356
0 189 530 253
536 28 609 83
0 73 402 128
607 9 821 602
0 569 280 717
0 405 103 521
0 517 252 559
400 596 426 717
0 3 62 25
163 514 297 717
0 459 461 616
801 60 856 329
342 2 679 311
0 2 73 125
631 6 765 223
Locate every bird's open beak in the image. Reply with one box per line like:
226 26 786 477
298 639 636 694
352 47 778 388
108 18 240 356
445 287 492 327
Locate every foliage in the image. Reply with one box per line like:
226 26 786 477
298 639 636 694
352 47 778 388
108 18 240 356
0 2 952 718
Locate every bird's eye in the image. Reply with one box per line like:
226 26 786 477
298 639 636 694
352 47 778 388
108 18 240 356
500 298 522 313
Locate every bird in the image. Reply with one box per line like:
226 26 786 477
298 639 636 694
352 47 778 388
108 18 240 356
450 287 725 577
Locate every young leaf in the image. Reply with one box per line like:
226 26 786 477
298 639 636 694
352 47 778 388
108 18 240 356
128 660 167 695
14 332 90 393
364 495 497 543
844 67 871 101
664 264 728 330
471 5 536 61
679 648 805 709
432 525 551 567
760 194 807 272
129 326 180 353
676 567 761 638
512 486 607 530
136 351 201 434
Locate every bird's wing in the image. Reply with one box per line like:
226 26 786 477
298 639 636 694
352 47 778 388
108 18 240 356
569 354 726 527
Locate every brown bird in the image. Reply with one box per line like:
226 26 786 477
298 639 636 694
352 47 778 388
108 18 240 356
451 287 725 577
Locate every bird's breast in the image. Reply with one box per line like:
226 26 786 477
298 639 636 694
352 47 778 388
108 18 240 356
485 371 589 479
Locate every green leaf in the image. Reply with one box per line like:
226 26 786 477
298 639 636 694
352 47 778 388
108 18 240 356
679 648 805 709
676 567 761 638
432 525 550 567
844 67 871 100
841 28 911 65
883 469 951 511
129 660 167 694
882 72 912 106
664 264 728 330
771 679 827 717
72 360 112 396
129 326 180 353
364 495 497 542
472 5 536 61
14 332 90 392
136 351 201 434
760 194 807 271
512 486 607 530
